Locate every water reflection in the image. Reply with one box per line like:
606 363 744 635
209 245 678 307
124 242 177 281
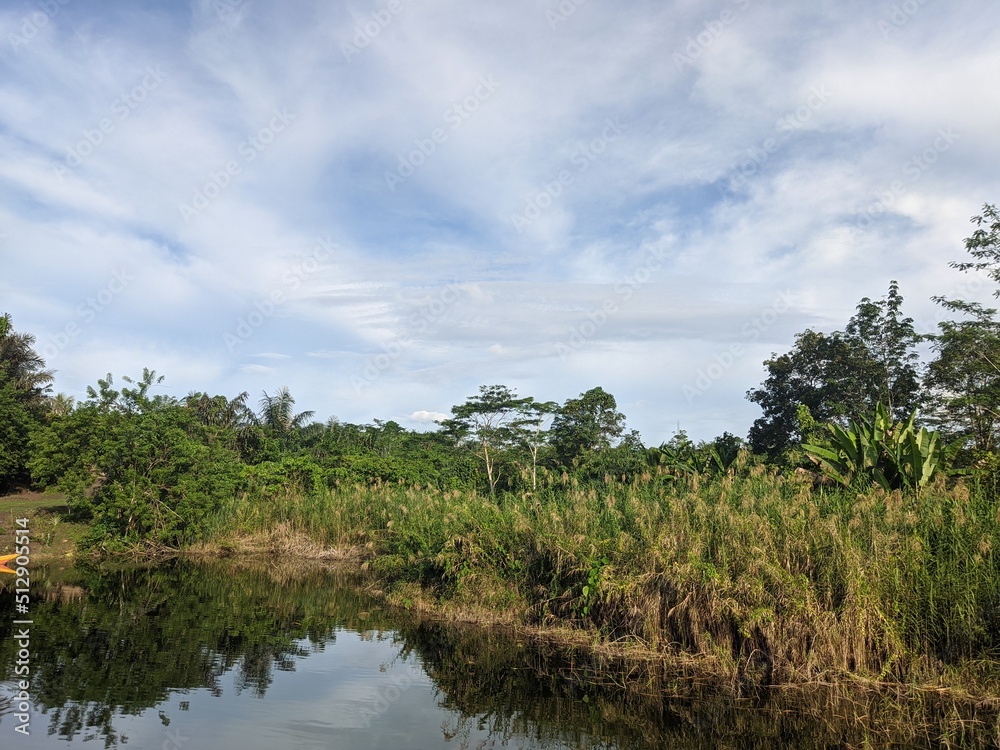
0 559 996 749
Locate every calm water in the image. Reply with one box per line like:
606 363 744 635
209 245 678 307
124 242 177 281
0 559 995 749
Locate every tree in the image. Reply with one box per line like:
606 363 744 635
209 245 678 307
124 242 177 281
509 399 558 490
0 312 53 406
184 390 257 456
550 387 625 466
747 330 861 459
946 203 1000 293
256 387 315 448
924 204 1000 452
747 283 922 460
0 380 34 492
0 313 54 490
844 279 922 420
30 371 247 547
438 385 530 493
47 393 75 418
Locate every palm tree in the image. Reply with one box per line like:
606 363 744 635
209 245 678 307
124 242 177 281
0 313 54 406
257 387 315 445
47 393 75 417
185 390 253 429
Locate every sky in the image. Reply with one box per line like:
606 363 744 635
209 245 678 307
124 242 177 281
1 0 999 445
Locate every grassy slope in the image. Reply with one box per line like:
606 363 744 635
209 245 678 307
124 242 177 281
0 490 89 566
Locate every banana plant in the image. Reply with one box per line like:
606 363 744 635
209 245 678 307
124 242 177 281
803 403 954 492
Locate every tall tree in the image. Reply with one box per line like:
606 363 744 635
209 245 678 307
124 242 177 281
924 204 1000 452
438 384 530 493
843 279 922 420
747 283 922 460
0 314 54 490
946 203 1000 292
510 399 558 490
923 315 1000 451
550 386 625 466
256 387 315 449
0 312 53 406
747 330 860 459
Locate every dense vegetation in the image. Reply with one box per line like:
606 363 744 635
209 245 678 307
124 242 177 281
3 561 990 749
2 203 1000 689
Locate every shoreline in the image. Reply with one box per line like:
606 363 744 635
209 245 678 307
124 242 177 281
8 489 1000 712
184 532 1000 707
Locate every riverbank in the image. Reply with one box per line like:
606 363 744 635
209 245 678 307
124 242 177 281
181 538 1000 748
0 490 89 566
189 470 1000 700
9 475 1000 702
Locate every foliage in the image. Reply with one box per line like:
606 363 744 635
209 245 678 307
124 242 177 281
255 386 315 449
945 203 1000 291
844 280 922 420
748 283 922 461
438 384 533 493
802 403 956 492
658 430 744 478
210 470 1000 687
550 386 626 466
0 313 54 489
30 371 247 548
923 316 1000 452
0 312 53 405
925 204 1000 456
0 380 34 491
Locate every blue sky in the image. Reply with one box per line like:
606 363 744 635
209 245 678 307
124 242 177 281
1 0 999 444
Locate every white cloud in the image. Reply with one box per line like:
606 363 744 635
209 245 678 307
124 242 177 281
2 0 999 442
409 410 448 424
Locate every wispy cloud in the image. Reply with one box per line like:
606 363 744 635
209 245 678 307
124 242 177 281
2 0 999 442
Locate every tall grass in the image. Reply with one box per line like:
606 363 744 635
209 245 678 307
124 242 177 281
205 464 1000 687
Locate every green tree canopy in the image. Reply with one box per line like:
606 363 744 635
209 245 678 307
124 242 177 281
924 204 1000 452
0 312 53 405
0 313 54 490
438 384 532 493
550 386 625 466
747 282 921 460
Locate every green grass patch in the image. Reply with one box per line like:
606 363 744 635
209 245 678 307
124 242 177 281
0 490 90 562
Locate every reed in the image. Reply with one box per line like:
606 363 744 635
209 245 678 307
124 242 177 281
205 468 1000 689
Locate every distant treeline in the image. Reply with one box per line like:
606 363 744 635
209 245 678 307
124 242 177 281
0 204 999 550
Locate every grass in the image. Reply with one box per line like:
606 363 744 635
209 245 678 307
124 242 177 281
202 461 1000 695
0 489 89 566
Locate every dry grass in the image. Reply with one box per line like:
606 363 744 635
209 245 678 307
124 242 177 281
204 468 1000 696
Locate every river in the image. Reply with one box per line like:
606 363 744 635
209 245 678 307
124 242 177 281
0 558 995 748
